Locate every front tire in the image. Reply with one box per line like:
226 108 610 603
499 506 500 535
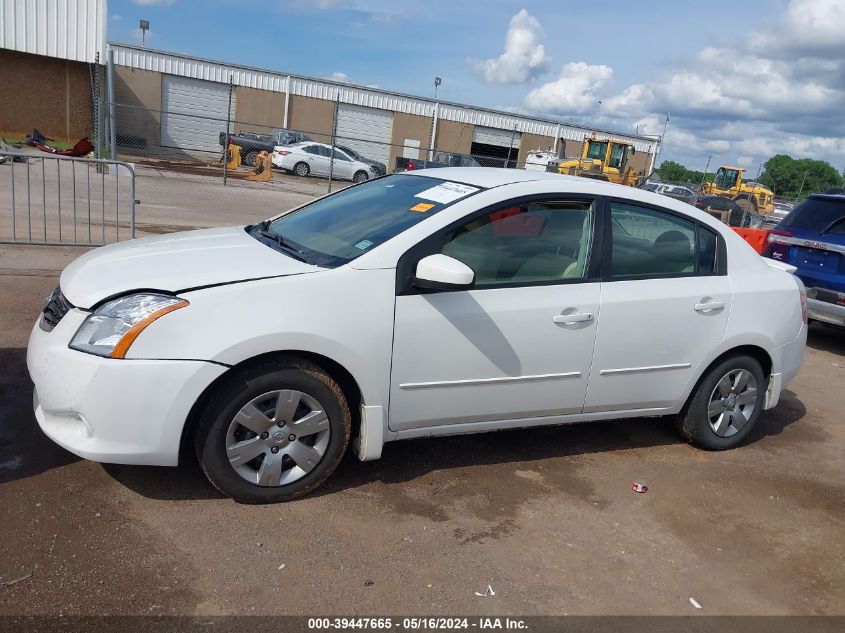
675 355 766 450
353 170 369 183
194 357 351 503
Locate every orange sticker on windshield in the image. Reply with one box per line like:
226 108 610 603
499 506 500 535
410 203 435 213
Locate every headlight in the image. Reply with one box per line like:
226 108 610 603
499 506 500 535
70 293 188 358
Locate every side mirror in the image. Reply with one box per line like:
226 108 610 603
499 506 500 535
412 254 475 290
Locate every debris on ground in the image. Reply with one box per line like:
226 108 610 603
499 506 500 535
364 580 374 587
632 482 648 493
2 572 32 587
278 564 286 570
689 596 702 609
474 584 495 597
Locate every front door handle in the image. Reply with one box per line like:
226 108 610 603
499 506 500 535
694 301 725 312
553 312 593 324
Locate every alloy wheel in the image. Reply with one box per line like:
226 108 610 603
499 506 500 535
225 389 330 487
707 369 758 438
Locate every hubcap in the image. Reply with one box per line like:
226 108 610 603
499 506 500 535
225 389 331 487
707 369 758 438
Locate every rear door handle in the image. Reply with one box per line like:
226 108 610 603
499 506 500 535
553 312 593 324
694 301 725 312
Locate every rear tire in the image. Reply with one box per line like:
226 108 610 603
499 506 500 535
675 354 766 450
243 150 259 167
193 357 351 503
294 161 310 177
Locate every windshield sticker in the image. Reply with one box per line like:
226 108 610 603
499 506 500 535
410 202 436 213
354 239 374 250
415 182 479 204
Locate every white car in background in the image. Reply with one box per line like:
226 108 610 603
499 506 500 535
272 142 378 183
28 168 807 503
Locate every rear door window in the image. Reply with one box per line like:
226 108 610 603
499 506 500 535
610 203 696 276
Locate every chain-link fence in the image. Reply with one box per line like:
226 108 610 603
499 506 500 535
109 99 541 201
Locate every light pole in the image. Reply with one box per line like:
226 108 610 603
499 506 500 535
433 76 442 100
139 20 150 47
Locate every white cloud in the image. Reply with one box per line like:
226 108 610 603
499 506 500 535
520 0 845 168
472 10 550 84
327 72 350 83
131 0 173 5
524 62 612 113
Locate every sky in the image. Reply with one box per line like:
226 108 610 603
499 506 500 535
110 0 845 174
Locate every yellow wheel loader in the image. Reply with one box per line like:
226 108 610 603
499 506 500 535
552 136 644 186
699 166 775 215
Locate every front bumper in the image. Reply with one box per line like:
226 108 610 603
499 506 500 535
27 309 227 466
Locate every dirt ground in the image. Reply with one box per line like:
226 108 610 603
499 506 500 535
0 247 843 617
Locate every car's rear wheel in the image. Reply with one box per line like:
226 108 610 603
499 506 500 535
293 161 310 177
353 170 369 183
675 354 766 450
243 150 259 167
194 357 351 503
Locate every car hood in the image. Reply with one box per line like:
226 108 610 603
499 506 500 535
61 226 321 309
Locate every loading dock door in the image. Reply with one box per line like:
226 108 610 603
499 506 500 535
335 104 393 169
161 75 236 152
471 126 522 167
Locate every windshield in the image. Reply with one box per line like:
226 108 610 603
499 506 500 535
258 174 483 266
714 168 740 189
586 141 608 161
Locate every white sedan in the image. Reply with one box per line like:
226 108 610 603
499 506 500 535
272 142 378 183
28 168 807 502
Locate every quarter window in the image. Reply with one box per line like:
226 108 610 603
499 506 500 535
440 201 594 286
610 203 696 276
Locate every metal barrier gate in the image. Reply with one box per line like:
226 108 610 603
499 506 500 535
0 151 137 245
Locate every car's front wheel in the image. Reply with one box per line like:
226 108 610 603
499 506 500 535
194 357 351 503
353 170 369 183
676 354 766 450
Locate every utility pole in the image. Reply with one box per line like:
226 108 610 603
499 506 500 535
654 112 670 168
797 171 808 199
700 155 712 189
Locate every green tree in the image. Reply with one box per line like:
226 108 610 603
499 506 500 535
656 160 692 182
760 154 844 198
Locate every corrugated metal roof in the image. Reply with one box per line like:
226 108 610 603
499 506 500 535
0 0 106 63
110 42 659 153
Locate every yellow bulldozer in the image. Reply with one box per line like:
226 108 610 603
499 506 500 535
699 166 775 215
552 136 644 186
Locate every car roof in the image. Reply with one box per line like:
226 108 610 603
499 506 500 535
808 193 845 203
410 167 588 188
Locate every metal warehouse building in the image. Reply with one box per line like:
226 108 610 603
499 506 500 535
0 0 107 139
111 42 658 173
0 0 658 174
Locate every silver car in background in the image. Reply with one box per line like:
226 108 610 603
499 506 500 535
272 142 379 182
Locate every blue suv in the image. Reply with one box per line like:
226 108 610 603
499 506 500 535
763 193 845 327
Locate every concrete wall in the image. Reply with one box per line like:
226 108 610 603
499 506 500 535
287 95 334 141
435 119 472 154
113 65 163 153
389 111 431 171
0 49 91 140
234 86 285 132
517 132 556 164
